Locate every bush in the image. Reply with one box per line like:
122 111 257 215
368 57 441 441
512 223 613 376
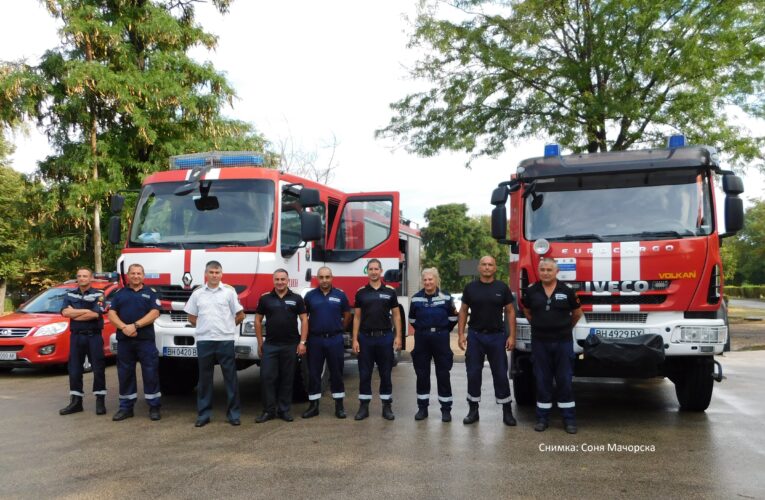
725 286 765 299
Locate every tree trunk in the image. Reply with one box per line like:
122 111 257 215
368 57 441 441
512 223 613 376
92 115 102 273
0 278 6 314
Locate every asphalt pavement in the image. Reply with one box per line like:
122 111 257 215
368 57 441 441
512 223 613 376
1 351 764 500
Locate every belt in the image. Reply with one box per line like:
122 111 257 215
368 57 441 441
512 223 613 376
470 328 504 334
73 330 100 336
310 332 342 338
417 327 449 334
361 330 391 337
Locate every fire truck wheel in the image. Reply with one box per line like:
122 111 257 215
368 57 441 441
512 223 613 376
159 357 199 395
510 351 535 406
674 357 714 412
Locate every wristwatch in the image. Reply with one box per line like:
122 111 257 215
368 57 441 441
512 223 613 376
300 340 307 345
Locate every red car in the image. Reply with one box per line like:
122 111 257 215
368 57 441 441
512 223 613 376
0 275 120 371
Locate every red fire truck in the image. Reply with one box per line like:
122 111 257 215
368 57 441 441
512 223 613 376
108 152 420 394
489 136 744 411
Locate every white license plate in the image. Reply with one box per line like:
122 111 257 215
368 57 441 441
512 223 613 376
0 352 17 360
163 347 197 357
590 328 644 339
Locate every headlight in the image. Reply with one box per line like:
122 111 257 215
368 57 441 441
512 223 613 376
34 322 69 337
672 326 727 344
241 321 256 336
533 238 550 255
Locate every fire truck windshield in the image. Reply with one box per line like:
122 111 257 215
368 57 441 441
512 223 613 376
524 169 714 241
129 179 275 248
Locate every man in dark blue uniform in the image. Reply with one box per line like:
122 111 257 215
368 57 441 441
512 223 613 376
409 267 458 422
302 266 351 419
59 268 107 416
457 256 517 426
522 257 582 434
254 269 308 423
107 263 161 421
352 258 402 421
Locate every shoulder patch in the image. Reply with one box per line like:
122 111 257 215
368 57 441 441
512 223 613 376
385 285 396 290
260 291 271 297
356 286 366 291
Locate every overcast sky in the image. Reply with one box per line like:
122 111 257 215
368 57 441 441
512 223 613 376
1 0 762 226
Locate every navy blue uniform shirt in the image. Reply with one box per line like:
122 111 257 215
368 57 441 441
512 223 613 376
354 283 399 332
256 289 306 344
408 288 458 333
61 287 104 333
305 287 350 335
110 286 161 341
523 281 580 341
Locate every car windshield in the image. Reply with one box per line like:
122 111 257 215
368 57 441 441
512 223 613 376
19 288 70 314
524 168 714 241
129 179 275 248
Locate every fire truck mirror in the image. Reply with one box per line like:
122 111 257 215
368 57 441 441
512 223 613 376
300 211 323 242
491 205 508 241
194 196 219 211
490 186 508 205
724 196 744 234
108 216 122 244
383 269 401 283
110 194 125 214
299 187 321 208
722 174 744 195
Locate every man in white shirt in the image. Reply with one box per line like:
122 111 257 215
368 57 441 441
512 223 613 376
184 261 245 427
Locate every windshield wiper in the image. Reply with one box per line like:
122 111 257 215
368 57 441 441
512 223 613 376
548 234 604 242
189 241 249 247
614 230 695 239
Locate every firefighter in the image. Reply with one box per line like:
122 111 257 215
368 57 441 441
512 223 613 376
254 269 308 423
522 257 582 434
352 258 402 420
59 268 108 416
107 263 162 421
457 256 517 426
408 267 457 422
302 266 352 419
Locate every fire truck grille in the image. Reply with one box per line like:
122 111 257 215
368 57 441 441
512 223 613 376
154 286 194 302
585 313 648 324
0 327 32 338
580 295 666 305
170 312 189 323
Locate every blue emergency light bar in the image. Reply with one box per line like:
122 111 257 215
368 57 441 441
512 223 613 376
169 152 266 170
544 143 560 157
668 134 686 148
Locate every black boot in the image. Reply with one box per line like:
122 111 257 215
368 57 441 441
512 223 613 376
414 406 428 420
302 400 320 419
354 401 370 421
502 403 517 426
95 395 106 415
334 399 346 419
382 401 395 420
463 402 479 425
59 395 83 415
441 407 452 423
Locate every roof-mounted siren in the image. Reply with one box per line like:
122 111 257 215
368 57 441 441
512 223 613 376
667 134 686 149
544 143 560 157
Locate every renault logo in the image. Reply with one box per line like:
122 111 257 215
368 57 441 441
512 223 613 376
182 272 193 288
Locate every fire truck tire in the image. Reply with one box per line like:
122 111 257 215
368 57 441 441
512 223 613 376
510 351 535 406
159 357 199 395
674 357 714 412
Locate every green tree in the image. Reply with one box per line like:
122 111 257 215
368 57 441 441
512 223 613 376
729 199 765 284
1 0 268 274
379 0 765 167
421 203 508 292
0 137 32 313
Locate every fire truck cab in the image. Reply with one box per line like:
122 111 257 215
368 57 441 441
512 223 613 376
108 152 420 395
490 137 744 411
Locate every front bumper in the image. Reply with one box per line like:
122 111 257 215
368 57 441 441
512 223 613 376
514 312 727 356
0 336 70 366
109 312 260 361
